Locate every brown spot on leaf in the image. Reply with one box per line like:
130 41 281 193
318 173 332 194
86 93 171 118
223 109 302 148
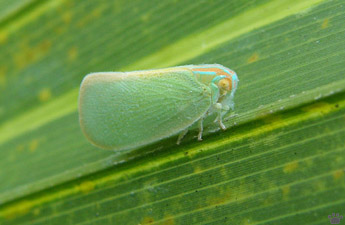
333 169 344 180
248 53 259 63
38 88 52 102
321 18 329 29
141 217 154 224
29 139 39 152
68 47 78 61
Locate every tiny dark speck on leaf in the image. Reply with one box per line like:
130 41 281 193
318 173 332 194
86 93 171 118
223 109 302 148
335 104 339 108
184 152 188 155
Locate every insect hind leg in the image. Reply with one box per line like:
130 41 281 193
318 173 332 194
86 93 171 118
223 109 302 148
176 128 189 145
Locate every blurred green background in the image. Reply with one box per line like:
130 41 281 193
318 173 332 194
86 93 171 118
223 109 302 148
0 0 344 224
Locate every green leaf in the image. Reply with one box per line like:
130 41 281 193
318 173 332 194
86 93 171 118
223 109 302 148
1 0 344 224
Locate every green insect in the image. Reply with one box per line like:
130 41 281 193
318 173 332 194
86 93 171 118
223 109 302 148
79 64 239 150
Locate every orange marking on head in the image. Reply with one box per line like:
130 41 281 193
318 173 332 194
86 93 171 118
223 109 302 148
192 67 224 74
191 67 233 79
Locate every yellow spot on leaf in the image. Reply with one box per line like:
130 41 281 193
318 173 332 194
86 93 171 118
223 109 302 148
314 180 326 193
38 88 52 102
92 7 103 17
248 53 259 63
54 26 66 35
305 158 313 167
282 185 290 199
208 191 232 205
33 208 40 216
194 166 203 173
0 66 7 86
38 40 51 53
141 217 154 224
141 13 151 22
14 40 52 69
29 139 39 152
321 18 329 29
79 181 95 194
16 144 25 152
161 215 175 225
61 0 73 8
333 169 344 180
3 200 33 219
0 31 8 44
302 102 333 117
62 11 72 23
283 161 299 173
77 7 104 27
262 134 278 146
68 47 78 61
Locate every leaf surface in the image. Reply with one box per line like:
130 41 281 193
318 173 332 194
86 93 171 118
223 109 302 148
0 0 344 224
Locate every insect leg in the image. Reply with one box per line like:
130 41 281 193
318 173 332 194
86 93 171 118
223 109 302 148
198 118 204 141
210 82 220 105
213 103 226 130
177 128 189 145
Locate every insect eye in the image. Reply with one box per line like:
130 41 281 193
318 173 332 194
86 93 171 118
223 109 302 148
218 78 231 91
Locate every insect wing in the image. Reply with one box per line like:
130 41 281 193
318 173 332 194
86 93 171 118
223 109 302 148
79 69 211 150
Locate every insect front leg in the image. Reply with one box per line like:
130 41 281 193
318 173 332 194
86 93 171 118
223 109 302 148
216 92 235 129
214 103 226 130
210 82 220 105
210 81 227 130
